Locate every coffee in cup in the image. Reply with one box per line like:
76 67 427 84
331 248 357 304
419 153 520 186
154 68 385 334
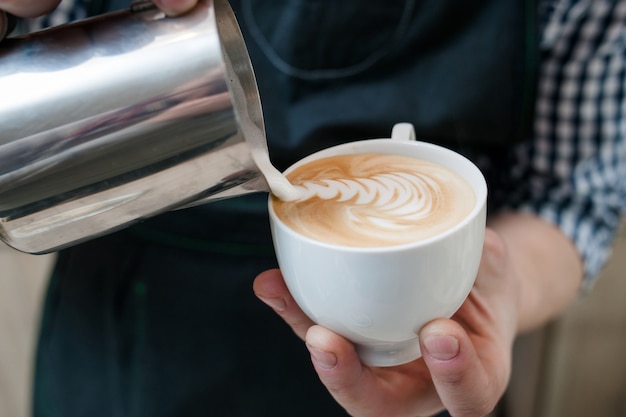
272 153 475 247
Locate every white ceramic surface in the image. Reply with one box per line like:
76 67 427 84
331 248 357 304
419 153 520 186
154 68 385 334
268 123 487 367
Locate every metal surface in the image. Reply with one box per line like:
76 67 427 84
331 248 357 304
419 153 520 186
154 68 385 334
0 0 269 253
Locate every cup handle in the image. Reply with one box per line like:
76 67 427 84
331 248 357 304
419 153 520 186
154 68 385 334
390 123 416 142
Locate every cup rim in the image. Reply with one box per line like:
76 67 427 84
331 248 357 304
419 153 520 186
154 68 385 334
268 138 488 252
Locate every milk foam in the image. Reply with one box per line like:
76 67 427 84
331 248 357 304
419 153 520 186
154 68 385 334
272 153 476 247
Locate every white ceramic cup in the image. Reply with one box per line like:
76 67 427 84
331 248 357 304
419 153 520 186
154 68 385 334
268 123 487 367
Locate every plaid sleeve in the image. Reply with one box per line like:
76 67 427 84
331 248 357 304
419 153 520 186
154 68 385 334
496 0 626 289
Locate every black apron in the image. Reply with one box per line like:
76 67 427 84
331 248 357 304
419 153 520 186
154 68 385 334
33 1 537 417
236 0 537 169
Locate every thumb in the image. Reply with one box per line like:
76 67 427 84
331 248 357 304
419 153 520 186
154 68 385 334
304 326 375 415
305 325 364 389
419 319 499 417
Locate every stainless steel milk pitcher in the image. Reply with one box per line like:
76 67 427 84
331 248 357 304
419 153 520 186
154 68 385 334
0 0 271 254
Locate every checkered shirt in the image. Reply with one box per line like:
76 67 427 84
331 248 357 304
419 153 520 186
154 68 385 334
494 0 626 289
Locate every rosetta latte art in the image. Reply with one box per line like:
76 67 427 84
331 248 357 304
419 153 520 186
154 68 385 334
272 153 476 247
293 172 442 226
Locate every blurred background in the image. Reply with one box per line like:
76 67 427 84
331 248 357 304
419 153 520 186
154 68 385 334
0 220 625 417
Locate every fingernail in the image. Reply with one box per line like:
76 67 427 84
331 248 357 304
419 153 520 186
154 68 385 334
307 344 337 370
423 335 459 361
258 296 286 312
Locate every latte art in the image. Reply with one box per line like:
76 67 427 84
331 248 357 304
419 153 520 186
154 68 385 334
272 153 476 247
293 172 442 224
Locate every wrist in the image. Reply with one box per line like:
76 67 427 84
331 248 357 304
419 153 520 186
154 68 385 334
488 212 582 333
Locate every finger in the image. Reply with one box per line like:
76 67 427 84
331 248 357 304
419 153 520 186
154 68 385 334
419 319 503 417
152 0 197 16
253 269 315 340
304 326 373 414
0 0 61 18
306 325 448 417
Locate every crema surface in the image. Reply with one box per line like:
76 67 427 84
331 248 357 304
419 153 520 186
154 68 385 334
272 153 476 247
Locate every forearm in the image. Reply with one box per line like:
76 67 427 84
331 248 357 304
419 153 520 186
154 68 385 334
489 211 584 334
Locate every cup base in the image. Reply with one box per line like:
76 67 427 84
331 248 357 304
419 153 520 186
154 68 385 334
356 338 422 367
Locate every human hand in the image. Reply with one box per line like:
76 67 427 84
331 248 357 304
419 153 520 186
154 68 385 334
253 229 520 417
0 0 199 41
0 0 58 41
0 0 198 17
